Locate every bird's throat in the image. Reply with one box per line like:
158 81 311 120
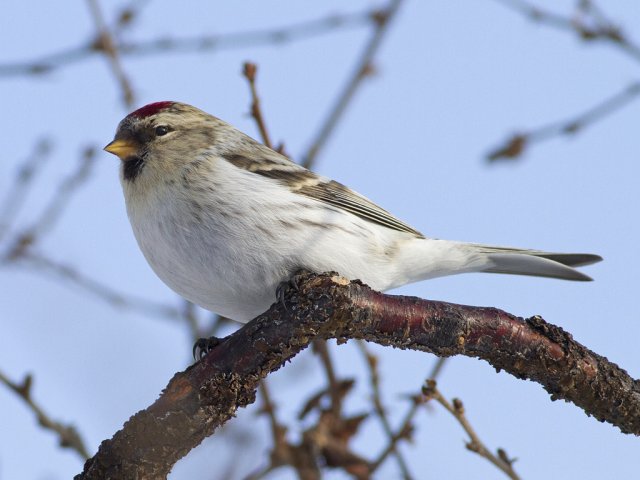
123 156 146 182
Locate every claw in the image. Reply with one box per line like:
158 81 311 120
275 281 289 311
290 268 312 290
276 268 312 311
192 336 223 361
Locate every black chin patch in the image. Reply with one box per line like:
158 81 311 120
123 156 145 181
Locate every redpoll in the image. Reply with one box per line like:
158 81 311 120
105 102 601 322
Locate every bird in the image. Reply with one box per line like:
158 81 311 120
104 101 602 323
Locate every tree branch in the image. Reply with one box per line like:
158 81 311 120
423 380 520 480
0 369 90 460
357 341 414 479
487 81 640 162
494 0 640 64
242 62 273 150
76 272 640 479
302 0 405 168
86 0 135 107
0 138 53 241
0 11 373 78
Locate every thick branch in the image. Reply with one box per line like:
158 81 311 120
77 272 640 479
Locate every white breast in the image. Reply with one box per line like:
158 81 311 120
124 154 417 322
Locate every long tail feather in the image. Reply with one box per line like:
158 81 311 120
471 245 602 281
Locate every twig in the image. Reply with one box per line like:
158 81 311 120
112 0 152 35
0 11 373 77
313 340 343 417
0 138 53 241
302 0 405 168
493 0 640 63
427 357 448 380
12 251 182 321
423 380 520 480
182 300 202 341
370 394 422 473
356 341 413 479
256 380 291 473
86 0 135 106
258 379 285 449
243 62 273 149
0 369 90 460
487 81 640 161
368 354 448 474
4 146 96 259
207 314 236 337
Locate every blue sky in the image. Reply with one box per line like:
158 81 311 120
1 1 639 479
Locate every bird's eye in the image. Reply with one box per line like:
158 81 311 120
155 125 170 136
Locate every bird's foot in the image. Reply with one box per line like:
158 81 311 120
276 268 313 310
192 336 223 361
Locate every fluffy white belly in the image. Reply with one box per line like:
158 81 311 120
125 166 407 322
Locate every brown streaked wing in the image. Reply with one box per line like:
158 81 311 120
223 153 424 238
297 180 424 237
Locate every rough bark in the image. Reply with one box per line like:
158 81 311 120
76 272 640 479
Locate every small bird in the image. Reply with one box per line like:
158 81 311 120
105 101 601 322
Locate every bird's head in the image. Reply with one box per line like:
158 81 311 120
104 101 225 187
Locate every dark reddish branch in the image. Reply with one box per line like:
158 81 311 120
76 272 640 479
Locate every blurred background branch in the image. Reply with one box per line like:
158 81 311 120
488 0 640 161
0 369 89 460
0 10 376 78
495 0 640 63
487 81 640 162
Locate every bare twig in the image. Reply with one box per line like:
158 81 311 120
4 147 96 259
256 380 291 472
31 146 95 235
13 251 182 321
313 340 343 418
86 0 135 106
243 62 273 149
302 0 405 168
359 352 447 479
423 380 520 480
427 357 448 380
370 394 422 473
0 369 90 460
487 81 640 161
494 0 640 63
112 0 152 34
357 341 413 479
207 314 236 337
0 11 373 78
487 2 640 161
0 139 53 241
182 300 203 342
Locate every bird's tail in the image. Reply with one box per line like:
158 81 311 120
392 239 602 287
467 243 602 281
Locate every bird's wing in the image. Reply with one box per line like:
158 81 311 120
222 152 425 238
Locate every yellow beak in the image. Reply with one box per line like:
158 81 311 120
104 139 139 159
